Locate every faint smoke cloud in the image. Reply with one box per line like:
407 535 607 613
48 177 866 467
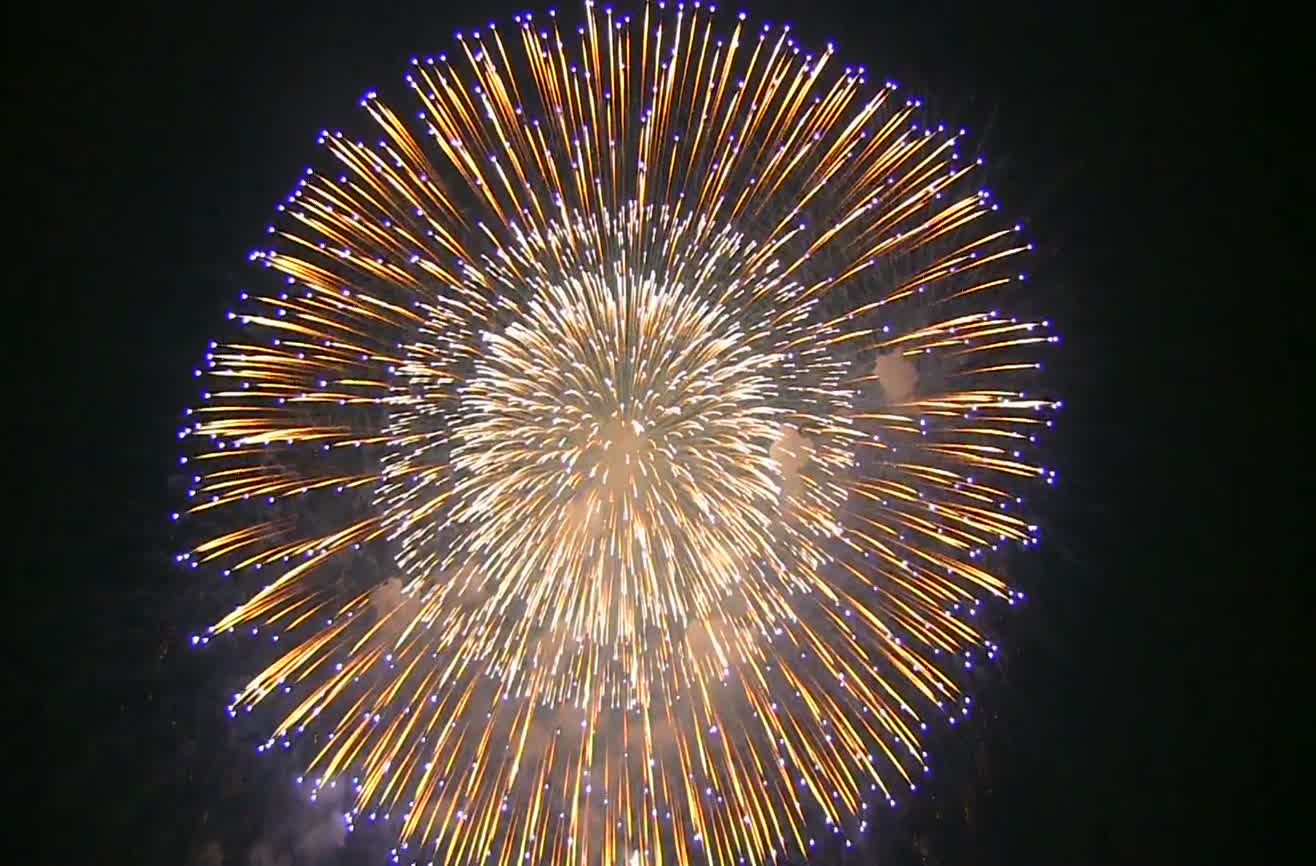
369 575 407 613
188 841 223 866
873 352 918 403
246 842 288 866
296 811 348 859
770 425 814 502
369 576 424 643
244 787 348 866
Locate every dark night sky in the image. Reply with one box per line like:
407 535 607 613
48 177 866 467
26 1 1248 863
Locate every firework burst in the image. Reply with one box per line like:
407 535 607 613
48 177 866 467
178 3 1058 864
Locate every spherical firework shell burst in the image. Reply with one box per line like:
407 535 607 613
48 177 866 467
179 3 1058 865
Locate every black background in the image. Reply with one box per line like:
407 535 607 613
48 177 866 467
26 0 1249 863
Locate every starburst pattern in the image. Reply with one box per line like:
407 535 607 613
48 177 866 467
178 3 1058 865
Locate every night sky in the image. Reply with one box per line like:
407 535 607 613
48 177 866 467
29 1 1242 863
